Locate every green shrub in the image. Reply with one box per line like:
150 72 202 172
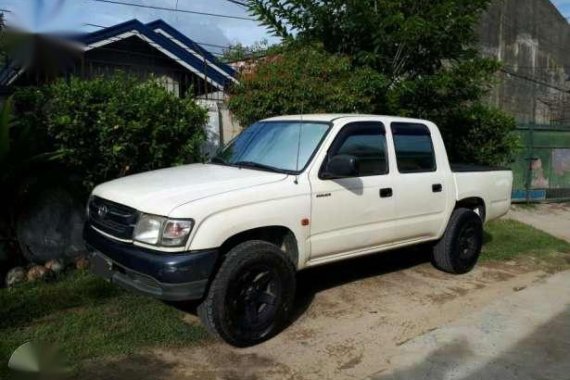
441 104 520 166
16 75 208 190
228 44 389 127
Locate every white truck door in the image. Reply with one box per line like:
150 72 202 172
389 122 447 241
308 121 397 259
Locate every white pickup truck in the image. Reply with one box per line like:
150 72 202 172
85 114 512 346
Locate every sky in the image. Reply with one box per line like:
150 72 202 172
555 0 570 16
0 0 280 55
0 0 568 56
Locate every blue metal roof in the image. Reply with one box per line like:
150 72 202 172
77 19 236 90
146 20 236 79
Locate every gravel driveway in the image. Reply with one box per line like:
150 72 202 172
83 247 549 380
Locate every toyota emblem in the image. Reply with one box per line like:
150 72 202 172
97 205 109 219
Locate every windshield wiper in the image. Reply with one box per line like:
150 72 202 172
210 156 229 165
234 161 287 174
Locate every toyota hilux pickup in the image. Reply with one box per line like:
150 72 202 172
85 114 513 347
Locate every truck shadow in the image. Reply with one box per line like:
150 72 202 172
290 245 433 326
170 245 433 332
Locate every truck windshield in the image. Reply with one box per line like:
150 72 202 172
211 121 330 174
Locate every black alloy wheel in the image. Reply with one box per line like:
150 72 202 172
197 240 296 347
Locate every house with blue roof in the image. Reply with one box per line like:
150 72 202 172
0 19 237 100
0 19 242 152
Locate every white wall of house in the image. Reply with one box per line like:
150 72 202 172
197 99 222 158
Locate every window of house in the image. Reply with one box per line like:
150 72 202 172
326 122 388 177
391 123 436 173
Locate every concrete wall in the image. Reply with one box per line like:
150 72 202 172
479 0 570 125
219 103 243 144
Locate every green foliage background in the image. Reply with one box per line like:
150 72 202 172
14 75 208 191
229 44 388 126
230 0 519 165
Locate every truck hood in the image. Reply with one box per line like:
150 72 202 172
92 164 288 215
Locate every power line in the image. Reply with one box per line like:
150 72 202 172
226 0 248 7
84 22 110 29
90 0 255 21
504 64 570 70
500 68 570 93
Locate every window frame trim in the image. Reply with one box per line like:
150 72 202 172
318 121 390 180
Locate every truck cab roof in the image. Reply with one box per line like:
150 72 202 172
261 114 432 125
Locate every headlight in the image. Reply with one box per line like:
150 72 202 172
133 214 193 247
161 220 194 247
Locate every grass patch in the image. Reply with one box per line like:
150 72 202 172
0 271 207 378
483 219 570 262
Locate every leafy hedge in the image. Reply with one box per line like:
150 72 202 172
14 75 208 190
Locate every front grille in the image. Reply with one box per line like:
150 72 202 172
88 196 139 240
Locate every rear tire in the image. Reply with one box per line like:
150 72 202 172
197 240 296 347
432 208 483 274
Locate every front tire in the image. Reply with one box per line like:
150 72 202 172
432 208 483 274
197 241 296 347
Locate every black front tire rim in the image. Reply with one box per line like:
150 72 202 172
226 263 282 339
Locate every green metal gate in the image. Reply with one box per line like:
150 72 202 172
511 124 570 203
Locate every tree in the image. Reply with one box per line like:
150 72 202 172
228 43 388 127
239 0 518 165
222 40 272 63
249 0 490 78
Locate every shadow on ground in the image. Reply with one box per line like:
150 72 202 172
171 244 434 330
373 305 570 380
75 354 177 380
291 245 433 323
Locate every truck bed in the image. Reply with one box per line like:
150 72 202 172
452 166 513 222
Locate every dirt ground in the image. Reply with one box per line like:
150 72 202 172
82 246 551 380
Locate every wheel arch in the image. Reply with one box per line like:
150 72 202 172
218 226 300 268
455 197 486 222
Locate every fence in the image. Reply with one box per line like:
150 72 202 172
511 124 570 203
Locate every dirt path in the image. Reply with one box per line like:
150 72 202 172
83 247 550 380
368 270 570 380
508 203 570 242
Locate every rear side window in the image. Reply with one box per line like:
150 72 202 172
391 123 436 173
327 122 388 177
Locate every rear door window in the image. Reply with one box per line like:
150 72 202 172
391 123 436 173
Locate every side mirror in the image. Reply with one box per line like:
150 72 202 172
322 154 359 179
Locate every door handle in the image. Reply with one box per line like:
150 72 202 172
432 184 443 193
380 188 393 198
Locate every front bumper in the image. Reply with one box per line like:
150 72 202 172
84 225 218 301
